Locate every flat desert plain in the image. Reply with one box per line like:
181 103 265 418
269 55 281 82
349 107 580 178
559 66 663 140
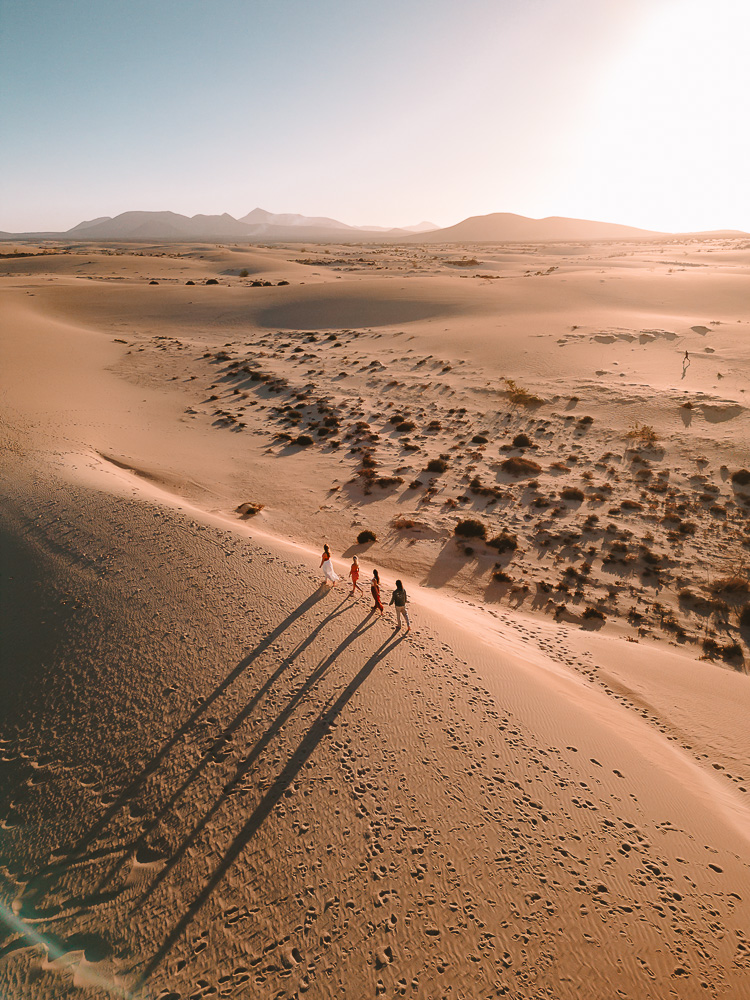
1 238 749 999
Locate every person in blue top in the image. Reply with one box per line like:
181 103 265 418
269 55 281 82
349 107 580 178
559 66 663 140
389 580 410 631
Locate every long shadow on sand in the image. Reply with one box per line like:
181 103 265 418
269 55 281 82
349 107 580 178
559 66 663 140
111 593 357 888
134 626 405 987
15 589 334 918
136 610 382 908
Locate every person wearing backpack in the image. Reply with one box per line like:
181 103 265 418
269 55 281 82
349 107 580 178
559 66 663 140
389 579 410 631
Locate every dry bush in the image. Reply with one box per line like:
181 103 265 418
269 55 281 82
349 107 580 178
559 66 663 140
582 606 606 621
235 501 264 518
426 457 448 473
487 532 518 553
709 575 750 596
392 516 417 530
504 379 542 406
626 423 659 446
512 433 532 448
500 456 542 476
560 487 584 501
731 469 750 487
454 519 487 540
357 529 377 544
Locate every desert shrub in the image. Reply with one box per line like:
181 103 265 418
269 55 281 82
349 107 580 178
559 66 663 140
731 469 750 487
408 479 423 489
357 529 377 544
395 421 415 433
710 575 750 595
626 423 658 446
582 606 606 621
185 280 195 285
472 434 489 444
492 569 512 583
239 268 249 277
560 487 584 501
235 501 264 518
504 379 542 406
738 603 750 627
427 420 442 430
392 516 417 529
722 642 743 662
278 279 290 286
500 456 542 476
149 280 159 285
487 532 518 553
295 434 314 446
454 519 487 540
512 433 532 448
389 414 406 424
375 475 404 488
702 637 721 658
426 457 448 473
578 415 593 425
205 278 219 285
621 499 644 510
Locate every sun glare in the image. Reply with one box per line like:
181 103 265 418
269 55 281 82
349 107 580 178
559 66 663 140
571 0 750 231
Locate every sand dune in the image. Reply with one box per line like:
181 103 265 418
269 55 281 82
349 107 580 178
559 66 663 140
1 238 749 998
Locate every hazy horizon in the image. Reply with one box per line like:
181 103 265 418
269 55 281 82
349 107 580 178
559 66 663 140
2 0 749 234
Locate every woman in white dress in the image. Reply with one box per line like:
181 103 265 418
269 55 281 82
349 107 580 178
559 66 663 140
320 544 340 587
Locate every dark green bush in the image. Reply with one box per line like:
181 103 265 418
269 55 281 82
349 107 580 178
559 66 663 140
500 456 542 476
487 532 518 553
454 519 487 540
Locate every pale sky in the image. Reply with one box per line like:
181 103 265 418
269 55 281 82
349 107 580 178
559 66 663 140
2 0 749 233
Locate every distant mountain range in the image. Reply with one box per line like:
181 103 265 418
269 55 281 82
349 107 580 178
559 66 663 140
7 209 439 243
1 208 747 243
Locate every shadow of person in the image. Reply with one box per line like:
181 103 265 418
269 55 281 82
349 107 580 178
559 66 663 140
37 589 329 882
133 629 406 989
98 595 355 895
136 612 381 911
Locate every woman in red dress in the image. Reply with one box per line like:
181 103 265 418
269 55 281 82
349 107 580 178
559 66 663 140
348 555 363 598
370 568 384 615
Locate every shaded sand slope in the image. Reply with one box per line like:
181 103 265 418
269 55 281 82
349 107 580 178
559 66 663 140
1 461 749 999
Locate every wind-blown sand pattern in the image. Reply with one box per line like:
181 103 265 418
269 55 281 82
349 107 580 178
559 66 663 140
1 238 749 999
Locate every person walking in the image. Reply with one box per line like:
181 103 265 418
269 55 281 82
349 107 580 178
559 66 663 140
370 568 384 615
389 579 410 631
348 555 364 599
320 544 339 587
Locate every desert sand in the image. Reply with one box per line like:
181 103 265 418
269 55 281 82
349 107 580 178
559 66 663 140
1 237 749 999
